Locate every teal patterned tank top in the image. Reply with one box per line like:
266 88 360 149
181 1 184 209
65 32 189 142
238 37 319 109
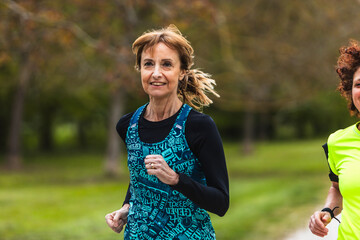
124 103 215 240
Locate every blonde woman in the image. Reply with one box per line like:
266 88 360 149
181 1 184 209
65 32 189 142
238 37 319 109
105 25 229 239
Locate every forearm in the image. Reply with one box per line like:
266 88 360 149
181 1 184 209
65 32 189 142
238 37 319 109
323 182 342 217
171 173 229 216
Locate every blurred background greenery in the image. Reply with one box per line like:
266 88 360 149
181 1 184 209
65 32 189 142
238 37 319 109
1 0 359 239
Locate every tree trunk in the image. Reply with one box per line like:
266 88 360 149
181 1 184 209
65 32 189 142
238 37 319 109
259 111 268 141
6 52 33 169
39 104 55 151
77 120 88 149
242 110 255 155
103 0 137 176
104 87 125 176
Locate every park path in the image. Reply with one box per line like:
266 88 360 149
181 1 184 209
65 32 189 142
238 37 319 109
283 214 340 240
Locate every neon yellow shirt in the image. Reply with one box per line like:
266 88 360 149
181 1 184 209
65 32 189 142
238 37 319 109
327 122 360 240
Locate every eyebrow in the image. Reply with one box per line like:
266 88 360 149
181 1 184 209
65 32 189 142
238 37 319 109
161 59 174 62
142 58 175 62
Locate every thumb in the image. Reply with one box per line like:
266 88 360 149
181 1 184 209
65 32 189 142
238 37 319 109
114 211 122 222
322 213 332 225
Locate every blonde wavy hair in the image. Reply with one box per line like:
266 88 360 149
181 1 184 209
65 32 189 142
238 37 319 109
132 24 219 110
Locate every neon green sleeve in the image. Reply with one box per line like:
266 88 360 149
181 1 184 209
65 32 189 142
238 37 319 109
327 133 339 176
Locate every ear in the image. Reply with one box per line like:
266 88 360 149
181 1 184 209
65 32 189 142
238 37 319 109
179 69 186 81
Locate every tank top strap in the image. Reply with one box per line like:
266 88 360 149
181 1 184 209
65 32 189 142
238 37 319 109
129 103 148 127
174 104 192 129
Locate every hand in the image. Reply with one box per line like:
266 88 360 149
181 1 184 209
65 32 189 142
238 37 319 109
105 204 129 233
309 210 332 237
144 154 179 185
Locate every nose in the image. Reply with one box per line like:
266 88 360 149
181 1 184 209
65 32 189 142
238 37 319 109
152 65 162 79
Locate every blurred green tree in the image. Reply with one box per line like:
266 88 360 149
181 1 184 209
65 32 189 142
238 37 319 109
2 0 360 169
209 0 360 153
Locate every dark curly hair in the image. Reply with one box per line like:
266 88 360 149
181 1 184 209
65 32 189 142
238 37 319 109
336 39 360 117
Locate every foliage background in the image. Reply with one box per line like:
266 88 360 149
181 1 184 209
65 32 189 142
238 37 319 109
1 0 359 239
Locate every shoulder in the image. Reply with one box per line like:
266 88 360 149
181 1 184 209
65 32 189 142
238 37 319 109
328 123 358 146
117 112 135 130
327 123 358 165
185 109 224 160
116 112 135 141
327 123 359 176
187 109 217 129
186 109 220 145
186 109 219 138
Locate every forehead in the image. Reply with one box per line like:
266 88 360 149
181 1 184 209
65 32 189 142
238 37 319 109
354 67 360 81
141 43 180 60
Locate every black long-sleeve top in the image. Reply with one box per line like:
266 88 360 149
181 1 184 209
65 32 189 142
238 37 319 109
117 106 229 217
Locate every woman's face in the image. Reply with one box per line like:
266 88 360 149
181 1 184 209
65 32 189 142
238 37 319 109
140 43 184 101
352 67 360 112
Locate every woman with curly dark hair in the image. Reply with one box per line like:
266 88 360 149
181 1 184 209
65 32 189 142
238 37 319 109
309 40 360 239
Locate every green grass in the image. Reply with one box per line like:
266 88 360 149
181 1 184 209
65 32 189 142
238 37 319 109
214 139 330 239
0 139 331 240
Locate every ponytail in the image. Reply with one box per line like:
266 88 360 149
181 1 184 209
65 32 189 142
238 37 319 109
178 69 219 111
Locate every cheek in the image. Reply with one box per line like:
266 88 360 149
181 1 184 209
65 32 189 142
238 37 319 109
140 72 150 92
353 88 360 98
169 78 180 88
169 72 181 84
140 70 151 83
353 90 360 108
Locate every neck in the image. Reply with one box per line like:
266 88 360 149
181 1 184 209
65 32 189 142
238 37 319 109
145 97 183 121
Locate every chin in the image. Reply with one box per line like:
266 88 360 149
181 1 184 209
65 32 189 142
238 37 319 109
148 92 177 101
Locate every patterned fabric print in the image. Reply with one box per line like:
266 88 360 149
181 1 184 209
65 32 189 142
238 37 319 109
124 104 215 240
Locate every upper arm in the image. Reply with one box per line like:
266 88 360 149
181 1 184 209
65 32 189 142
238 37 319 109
331 181 339 191
116 112 134 143
185 112 228 192
323 143 339 182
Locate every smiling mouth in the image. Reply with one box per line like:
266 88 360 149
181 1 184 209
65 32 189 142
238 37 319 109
150 82 166 86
